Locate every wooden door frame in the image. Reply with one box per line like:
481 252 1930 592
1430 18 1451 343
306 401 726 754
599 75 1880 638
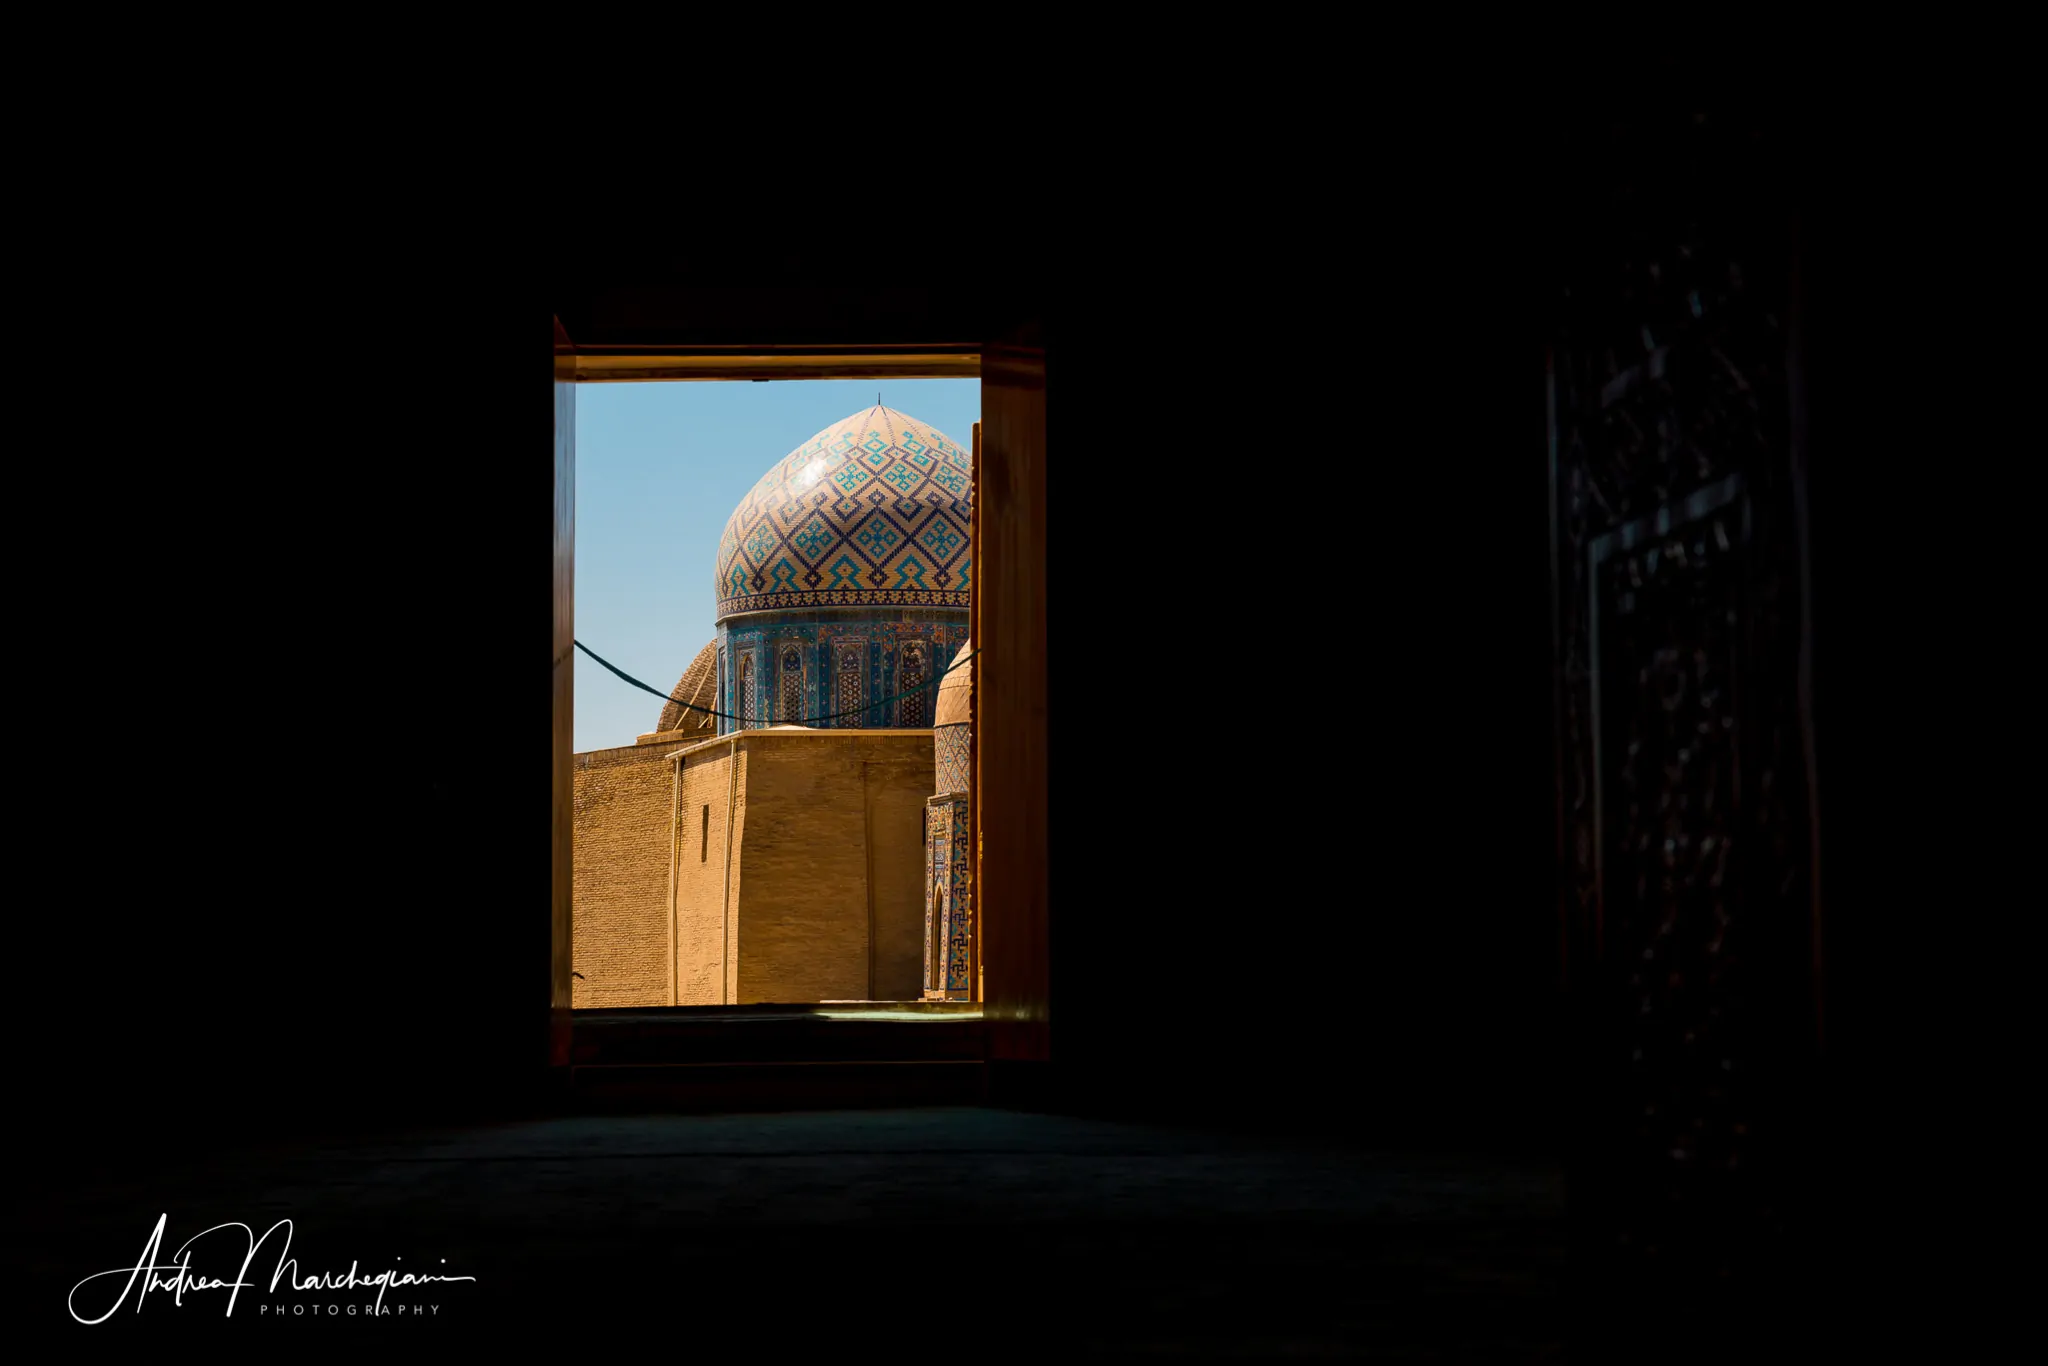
549 324 1049 1074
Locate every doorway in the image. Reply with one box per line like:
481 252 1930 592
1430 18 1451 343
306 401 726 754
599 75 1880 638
551 311 1048 1085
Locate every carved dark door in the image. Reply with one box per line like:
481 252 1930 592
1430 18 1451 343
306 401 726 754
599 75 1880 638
1548 101 1821 1305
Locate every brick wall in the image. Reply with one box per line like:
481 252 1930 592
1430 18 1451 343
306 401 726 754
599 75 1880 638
570 740 675 1008
579 729 936 1008
674 742 745 1005
672 730 934 1004
858 741 938 1001
733 737 869 1002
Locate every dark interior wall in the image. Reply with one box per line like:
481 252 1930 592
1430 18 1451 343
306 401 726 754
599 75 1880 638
1042 161 1561 1146
1041 59 1845 1167
25 60 1842 1178
29 265 1555 1164
29 292 548 1160
1786 78 1966 1220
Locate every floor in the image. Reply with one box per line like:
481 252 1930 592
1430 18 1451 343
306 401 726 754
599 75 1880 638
18 1106 1570 1356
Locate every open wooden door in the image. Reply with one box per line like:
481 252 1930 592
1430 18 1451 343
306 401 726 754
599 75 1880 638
977 342 1049 1063
970 420 982 1005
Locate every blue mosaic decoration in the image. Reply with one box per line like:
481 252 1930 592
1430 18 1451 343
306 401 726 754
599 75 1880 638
777 643 806 722
924 794 974 999
898 642 928 728
946 823 973 993
716 406 974 621
715 614 969 735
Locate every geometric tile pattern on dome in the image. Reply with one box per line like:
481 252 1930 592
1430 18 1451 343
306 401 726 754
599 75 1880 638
934 724 972 795
716 406 974 620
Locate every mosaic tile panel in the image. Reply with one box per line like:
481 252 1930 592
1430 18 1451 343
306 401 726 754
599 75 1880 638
777 642 805 723
924 802 950 997
715 407 974 620
899 642 928 728
834 641 864 727
946 829 973 993
924 793 973 999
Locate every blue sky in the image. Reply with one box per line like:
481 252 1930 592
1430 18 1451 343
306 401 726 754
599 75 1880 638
574 378 983 752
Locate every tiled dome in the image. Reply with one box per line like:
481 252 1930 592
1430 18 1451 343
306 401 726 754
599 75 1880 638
716 406 973 622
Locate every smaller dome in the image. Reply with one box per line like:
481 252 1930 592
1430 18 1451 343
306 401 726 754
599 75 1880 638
934 641 972 795
935 640 972 727
657 640 720 736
